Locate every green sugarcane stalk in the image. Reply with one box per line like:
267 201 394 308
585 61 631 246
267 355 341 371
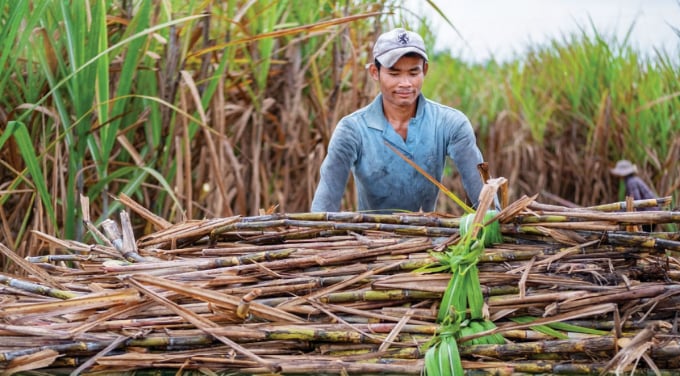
100 248 295 274
607 232 680 251
201 237 399 256
286 211 461 228
212 323 438 341
240 359 424 375
212 219 460 238
514 222 619 232
501 329 604 340
0 275 78 299
528 197 672 213
529 210 680 225
0 341 107 363
554 363 680 375
459 336 616 357
137 216 242 248
323 346 422 359
25 254 97 263
317 289 440 304
213 326 427 344
125 333 216 348
461 359 680 374
586 196 673 211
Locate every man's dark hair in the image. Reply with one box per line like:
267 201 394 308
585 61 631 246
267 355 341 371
374 52 426 71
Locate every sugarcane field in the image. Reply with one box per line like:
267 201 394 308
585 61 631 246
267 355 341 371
2 1 680 375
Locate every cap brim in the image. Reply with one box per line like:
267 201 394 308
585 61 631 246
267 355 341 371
375 47 428 68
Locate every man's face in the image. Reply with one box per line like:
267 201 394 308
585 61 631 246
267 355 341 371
370 55 428 108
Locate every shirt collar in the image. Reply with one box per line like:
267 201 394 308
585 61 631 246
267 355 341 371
366 93 425 131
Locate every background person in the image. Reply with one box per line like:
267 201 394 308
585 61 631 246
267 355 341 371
609 159 658 207
610 159 658 231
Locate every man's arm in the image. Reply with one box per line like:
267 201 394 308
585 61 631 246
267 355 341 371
311 122 360 212
445 116 485 208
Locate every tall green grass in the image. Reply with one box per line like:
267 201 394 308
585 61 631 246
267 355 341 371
0 0 389 261
424 23 680 213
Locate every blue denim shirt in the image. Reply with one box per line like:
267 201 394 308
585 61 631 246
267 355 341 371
311 94 485 213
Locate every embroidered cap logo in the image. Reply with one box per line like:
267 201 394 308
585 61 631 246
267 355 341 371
397 31 409 45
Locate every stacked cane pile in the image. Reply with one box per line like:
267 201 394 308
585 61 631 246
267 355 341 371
1 187 680 375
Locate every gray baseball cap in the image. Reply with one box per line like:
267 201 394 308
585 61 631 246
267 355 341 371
372 28 428 68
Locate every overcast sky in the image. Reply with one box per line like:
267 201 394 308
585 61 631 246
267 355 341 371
402 0 680 62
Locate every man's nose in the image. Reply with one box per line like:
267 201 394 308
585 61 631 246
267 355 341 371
398 76 412 85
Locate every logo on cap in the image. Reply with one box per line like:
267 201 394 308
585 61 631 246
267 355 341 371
397 31 409 45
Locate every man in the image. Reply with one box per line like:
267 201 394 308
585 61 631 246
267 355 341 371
609 159 658 209
610 159 659 232
311 28 487 213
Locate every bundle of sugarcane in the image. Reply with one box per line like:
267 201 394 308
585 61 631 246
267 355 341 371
1 186 680 375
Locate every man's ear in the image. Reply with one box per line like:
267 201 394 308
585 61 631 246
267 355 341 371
423 61 429 76
368 63 379 80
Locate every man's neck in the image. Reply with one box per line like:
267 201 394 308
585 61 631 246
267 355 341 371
382 99 417 139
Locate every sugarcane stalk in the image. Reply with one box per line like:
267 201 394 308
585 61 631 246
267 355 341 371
129 274 303 323
117 193 173 231
528 197 672 213
25 255 96 263
322 346 422 359
31 230 114 256
0 341 107 363
124 333 216 348
239 357 424 375
0 289 139 317
459 336 616 357
0 323 114 342
286 211 461 228
527 210 680 225
0 243 65 290
101 219 146 263
138 216 242 248
544 284 672 313
213 219 460 239
317 289 440 304
100 248 295 274
607 232 680 252
515 222 619 232
201 238 397 256
69 335 129 376
126 277 281 373
586 196 673 212
0 274 78 299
